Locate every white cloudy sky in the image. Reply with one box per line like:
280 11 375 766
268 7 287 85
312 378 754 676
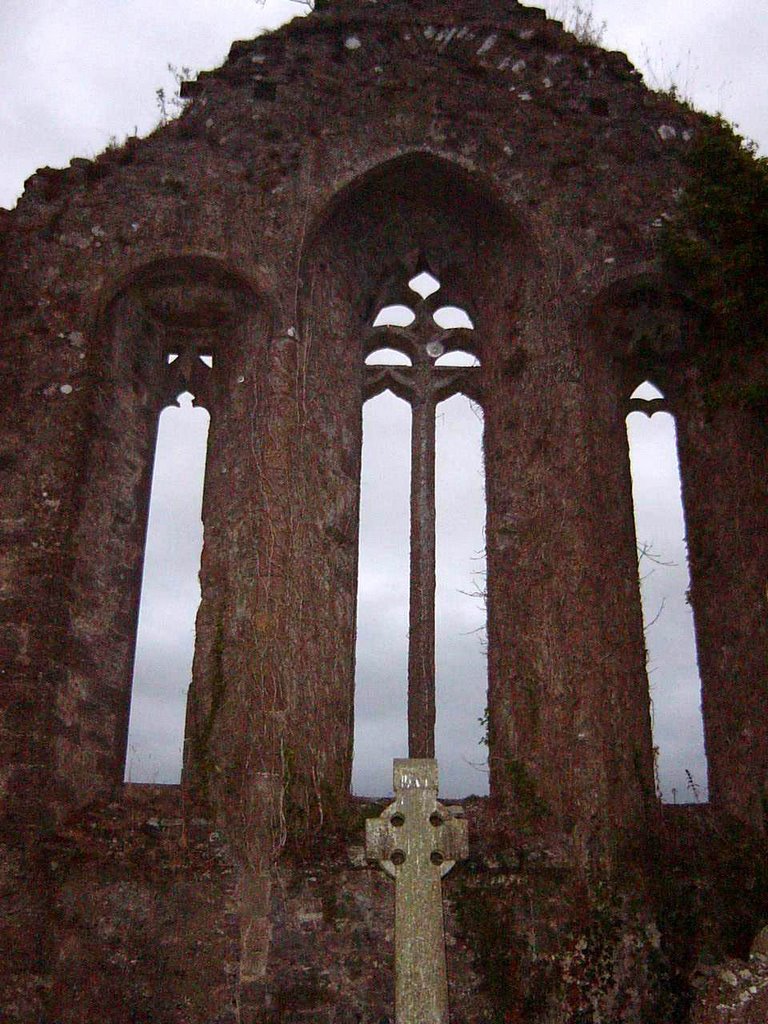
1 0 766 212
4 0 764 800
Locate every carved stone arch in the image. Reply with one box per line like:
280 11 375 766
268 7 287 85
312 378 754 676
284 151 531 807
584 270 702 405
93 253 275 410
488 270 693 842
578 270 766 828
59 255 272 808
585 272 767 827
298 149 532 348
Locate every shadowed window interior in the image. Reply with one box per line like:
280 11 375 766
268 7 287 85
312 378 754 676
626 380 708 803
124 391 210 783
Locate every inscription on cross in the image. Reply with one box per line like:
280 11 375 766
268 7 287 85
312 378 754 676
366 759 468 1024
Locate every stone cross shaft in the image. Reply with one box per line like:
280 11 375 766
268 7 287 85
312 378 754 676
366 759 468 1024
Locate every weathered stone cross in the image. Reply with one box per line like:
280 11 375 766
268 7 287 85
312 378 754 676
366 759 468 1024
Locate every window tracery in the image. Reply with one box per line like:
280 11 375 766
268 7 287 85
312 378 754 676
124 331 217 781
361 271 482 761
160 337 215 408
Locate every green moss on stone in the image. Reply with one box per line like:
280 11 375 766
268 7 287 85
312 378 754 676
661 115 768 410
504 758 550 822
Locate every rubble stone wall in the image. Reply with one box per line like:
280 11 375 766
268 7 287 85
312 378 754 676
1 1 765 1019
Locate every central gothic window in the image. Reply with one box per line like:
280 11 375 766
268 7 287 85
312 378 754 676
354 270 487 796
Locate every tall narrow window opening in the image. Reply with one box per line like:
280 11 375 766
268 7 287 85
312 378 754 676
353 392 411 796
353 272 485 794
626 381 708 802
435 394 488 797
124 390 210 783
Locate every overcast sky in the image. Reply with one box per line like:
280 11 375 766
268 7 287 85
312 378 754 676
1 0 766 212
4 0 764 800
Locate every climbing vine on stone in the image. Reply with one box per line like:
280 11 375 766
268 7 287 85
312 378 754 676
661 115 768 371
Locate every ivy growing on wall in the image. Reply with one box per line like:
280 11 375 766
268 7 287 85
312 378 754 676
660 115 768 411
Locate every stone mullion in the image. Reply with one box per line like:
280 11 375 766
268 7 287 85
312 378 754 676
408 375 437 759
364 310 474 760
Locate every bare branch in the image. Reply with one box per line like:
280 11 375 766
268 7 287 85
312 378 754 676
643 596 667 633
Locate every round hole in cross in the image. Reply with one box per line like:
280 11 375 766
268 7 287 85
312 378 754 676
391 850 406 866
429 813 443 827
390 813 405 827
430 851 445 866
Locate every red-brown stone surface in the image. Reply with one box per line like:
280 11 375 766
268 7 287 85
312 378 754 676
1 0 765 1019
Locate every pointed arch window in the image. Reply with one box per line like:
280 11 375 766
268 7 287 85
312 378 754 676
626 380 708 802
354 269 486 795
124 347 213 783
434 391 486 796
354 390 411 795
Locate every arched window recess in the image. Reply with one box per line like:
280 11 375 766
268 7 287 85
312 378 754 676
116 255 265 417
82 255 268 792
122 326 219 783
124 330 219 785
625 377 708 802
125 384 211 783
